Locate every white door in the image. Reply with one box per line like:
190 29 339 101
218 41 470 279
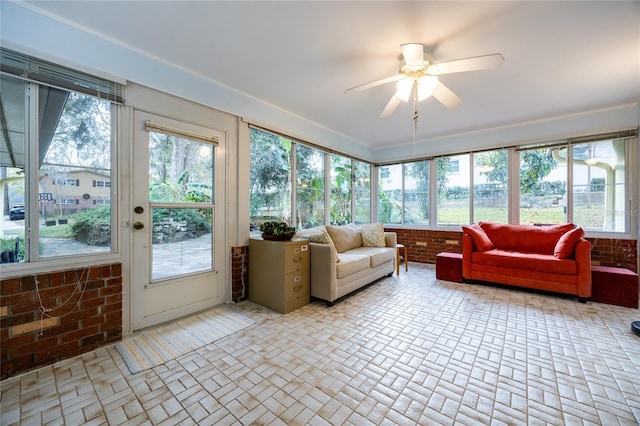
131 111 225 329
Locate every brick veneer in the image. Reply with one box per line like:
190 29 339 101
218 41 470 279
231 246 249 302
232 229 638 305
0 263 122 380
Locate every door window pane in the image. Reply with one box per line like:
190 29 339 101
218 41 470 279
519 147 566 225
404 161 429 224
148 132 214 279
151 207 213 280
148 132 213 203
473 149 508 223
296 144 324 228
437 154 470 225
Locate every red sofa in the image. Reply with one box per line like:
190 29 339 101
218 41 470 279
462 222 592 300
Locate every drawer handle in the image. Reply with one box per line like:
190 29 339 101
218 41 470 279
294 275 302 283
293 284 302 292
293 257 302 263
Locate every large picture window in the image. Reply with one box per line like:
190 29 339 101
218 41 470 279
249 128 372 231
1 72 118 263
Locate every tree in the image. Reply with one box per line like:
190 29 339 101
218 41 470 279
407 161 429 220
249 129 290 220
474 149 557 194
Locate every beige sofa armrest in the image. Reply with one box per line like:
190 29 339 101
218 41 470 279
309 241 338 302
384 232 397 248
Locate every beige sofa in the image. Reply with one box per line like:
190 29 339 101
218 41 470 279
296 223 397 306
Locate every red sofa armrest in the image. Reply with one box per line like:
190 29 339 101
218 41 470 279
462 233 474 279
574 238 592 297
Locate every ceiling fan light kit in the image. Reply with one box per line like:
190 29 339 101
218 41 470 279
345 43 504 118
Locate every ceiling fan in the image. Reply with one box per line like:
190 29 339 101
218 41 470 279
345 43 504 118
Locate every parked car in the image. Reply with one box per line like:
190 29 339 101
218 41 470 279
9 207 25 220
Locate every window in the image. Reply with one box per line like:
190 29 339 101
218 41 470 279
437 154 470 225
296 144 324 229
572 139 627 232
378 164 403 224
330 154 352 225
250 127 373 230
1 68 119 262
94 180 110 187
473 149 508 223
518 147 567 225
54 178 79 186
249 129 291 232
404 161 430 224
353 160 371 224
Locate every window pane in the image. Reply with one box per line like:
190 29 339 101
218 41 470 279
1 75 26 263
573 139 626 231
296 144 324 229
438 154 470 225
249 129 291 234
473 149 508 223
353 160 370 224
404 161 429 224
148 132 213 203
378 164 402 224
519 147 566 225
330 154 351 225
38 90 113 258
151 207 213 280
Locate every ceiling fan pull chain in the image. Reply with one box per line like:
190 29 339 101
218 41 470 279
413 93 419 156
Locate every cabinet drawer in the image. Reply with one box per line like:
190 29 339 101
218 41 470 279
284 244 309 274
284 271 309 303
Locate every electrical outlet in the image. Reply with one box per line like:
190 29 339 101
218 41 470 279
416 241 427 246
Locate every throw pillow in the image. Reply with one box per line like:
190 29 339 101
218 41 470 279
299 230 333 245
462 223 495 252
554 227 585 259
325 223 362 253
360 222 386 247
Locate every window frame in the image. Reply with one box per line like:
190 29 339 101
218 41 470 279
1 80 121 274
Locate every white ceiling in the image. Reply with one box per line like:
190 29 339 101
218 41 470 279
14 1 640 156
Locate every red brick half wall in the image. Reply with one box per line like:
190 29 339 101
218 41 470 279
0 263 122 380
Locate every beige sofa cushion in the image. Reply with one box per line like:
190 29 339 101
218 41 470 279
335 253 370 278
360 222 386 247
326 223 362 253
348 246 395 267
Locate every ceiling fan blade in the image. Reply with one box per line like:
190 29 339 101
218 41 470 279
380 93 403 118
432 81 463 109
345 74 403 94
427 54 504 75
401 43 424 68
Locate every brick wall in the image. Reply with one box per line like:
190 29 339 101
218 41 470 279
386 227 638 273
231 246 249 302
234 230 638 302
0 263 122 380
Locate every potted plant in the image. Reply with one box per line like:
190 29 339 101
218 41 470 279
260 221 296 241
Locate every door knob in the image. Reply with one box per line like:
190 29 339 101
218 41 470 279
134 206 144 214
133 222 144 230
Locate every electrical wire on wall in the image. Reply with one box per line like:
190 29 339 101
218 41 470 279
34 267 90 335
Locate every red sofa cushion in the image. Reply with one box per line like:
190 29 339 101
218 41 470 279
472 249 578 275
479 222 575 254
554 227 585 259
462 223 495 251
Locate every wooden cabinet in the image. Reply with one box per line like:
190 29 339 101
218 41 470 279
249 238 310 313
